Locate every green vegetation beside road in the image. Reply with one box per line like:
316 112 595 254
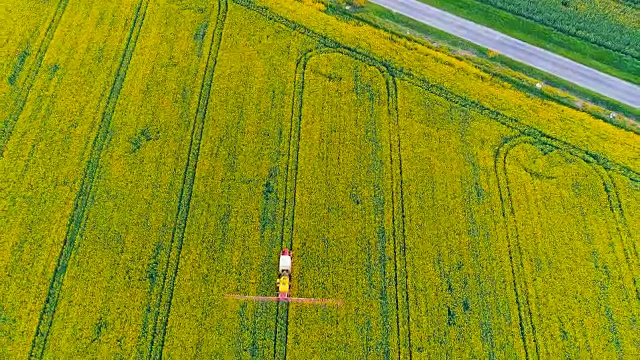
402 0 640 85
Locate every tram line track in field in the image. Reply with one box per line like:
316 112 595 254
494 136 540 360
386 75 413 358
140 1 228 358
270 46 313 360
500 136 636 272
1 0 70 157
494 135 639 359
270 47 305 360
27 0 151 358
22 0 638 357
232 0 640 357
386 72 405 360
272 46 410 358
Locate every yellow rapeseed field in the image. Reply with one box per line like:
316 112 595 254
1 0 638 358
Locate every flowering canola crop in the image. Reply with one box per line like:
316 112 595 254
1 0 638 358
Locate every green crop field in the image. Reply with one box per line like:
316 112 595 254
410 0 640 84
456 0 640 59
1 0 639 358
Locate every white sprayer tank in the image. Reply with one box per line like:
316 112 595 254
279 254 292 273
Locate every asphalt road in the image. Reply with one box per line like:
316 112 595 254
370 0 640 109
